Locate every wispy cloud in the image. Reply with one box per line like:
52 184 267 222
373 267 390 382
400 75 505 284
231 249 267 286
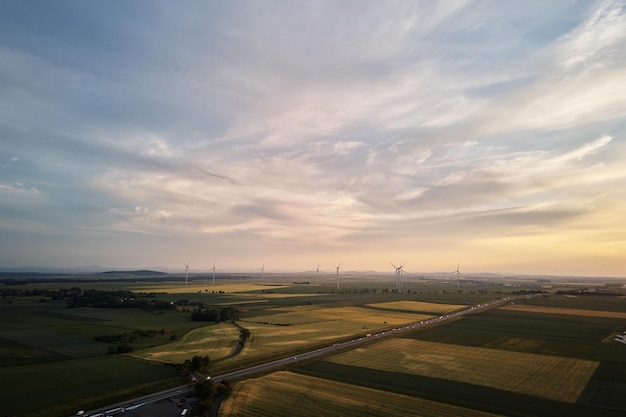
0 0 624 275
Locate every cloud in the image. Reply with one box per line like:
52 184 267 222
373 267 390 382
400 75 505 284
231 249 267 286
0 182 41 197
0 1 625 274
556 134 613 162
470 0 626 135
556 0 626 72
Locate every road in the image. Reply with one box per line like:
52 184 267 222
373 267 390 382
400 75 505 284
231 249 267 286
73 295 524 416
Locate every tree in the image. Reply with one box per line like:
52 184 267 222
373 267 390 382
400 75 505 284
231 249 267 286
192 380 215 416
191 355 209 370
220 306 238 321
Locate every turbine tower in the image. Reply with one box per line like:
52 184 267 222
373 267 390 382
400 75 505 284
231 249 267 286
390 262 400 292
211 260 216 285
335 262 342 289
184 262 190 286
390 262 404 293
452 262 464 291
316 264 320 286
261 262 265 285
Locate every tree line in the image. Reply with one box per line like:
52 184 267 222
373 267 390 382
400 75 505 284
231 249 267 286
190 305 238 322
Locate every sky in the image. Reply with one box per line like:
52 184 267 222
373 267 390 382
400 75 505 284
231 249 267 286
1 1 625 277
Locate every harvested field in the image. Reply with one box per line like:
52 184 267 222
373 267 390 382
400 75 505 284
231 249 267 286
133 322 240 363
221 371 504 417
233 292 327 299
231 320 364 360
366 301 465 314
327 338 598 403
244 305 431 327
500 304 626 319
303 306 431 325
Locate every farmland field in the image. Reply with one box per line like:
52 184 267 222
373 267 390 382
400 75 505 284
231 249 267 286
132 322 241 363
366 300 465 314
326 338 598 402
221 290 626 417
125 283 291 294
410 305 626 360
3 275 626 417
0 355 180 417
500 304 626 318
515 293 626 313
0 302 206 357
243 305 434 326
2 278 470 416
221 371 504 417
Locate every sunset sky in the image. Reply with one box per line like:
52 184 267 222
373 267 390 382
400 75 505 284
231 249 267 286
1 1 625 277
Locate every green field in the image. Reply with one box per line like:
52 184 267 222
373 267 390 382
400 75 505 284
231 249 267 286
0 355 180 417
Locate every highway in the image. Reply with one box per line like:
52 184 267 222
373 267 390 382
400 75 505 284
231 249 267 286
73 295 523 416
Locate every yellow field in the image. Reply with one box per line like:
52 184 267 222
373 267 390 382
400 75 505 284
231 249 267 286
131 322 240 363
242 305 432 329
220 371 504 417
214 300 269 306
366 301 466 314
229 320 366 361
328 339 598 403
132 300 438 366
304 305 432 325
500 304 626 318
229 292 327 299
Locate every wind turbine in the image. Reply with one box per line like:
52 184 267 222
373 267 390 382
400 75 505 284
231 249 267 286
398 262 405 292
390 262 404 293
452 262 464 291
316 264 320 286
261 262 265 285
390 262 400 292
211 260 216 285
184 262 190 286
335 262 342 289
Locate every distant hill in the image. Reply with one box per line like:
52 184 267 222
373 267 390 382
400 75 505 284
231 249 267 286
0 269 169 284
96 270 167 276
